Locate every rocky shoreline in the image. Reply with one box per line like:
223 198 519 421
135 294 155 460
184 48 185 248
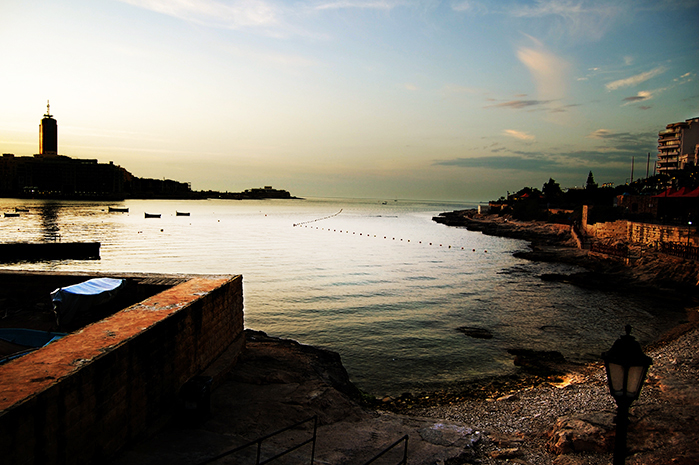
420 209 699 464
113 211 699 464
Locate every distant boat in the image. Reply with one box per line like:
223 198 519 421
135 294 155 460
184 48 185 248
145 213 161 218
109 206 129 213
4 212 20 217
14 207 29 212
176 211 190 216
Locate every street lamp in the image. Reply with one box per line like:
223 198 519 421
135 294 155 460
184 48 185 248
688 221 692 245
602 325 653 465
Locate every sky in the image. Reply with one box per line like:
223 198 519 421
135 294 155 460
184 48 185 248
1 0 698 201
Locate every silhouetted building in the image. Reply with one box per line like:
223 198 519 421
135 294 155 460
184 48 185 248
39 101 58 155
0 104 192 199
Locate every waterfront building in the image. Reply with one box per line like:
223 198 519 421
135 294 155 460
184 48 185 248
0 104 192 199
39 100 58 155
657 117 699 174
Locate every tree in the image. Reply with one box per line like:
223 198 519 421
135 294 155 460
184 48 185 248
542 178 563 203
586 171 598 190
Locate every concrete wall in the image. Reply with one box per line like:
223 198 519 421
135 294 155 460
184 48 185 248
0 274 244 465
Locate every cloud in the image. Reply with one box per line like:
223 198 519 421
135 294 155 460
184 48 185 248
605 66 667 90
674 72 695 84
434 155 558 171
510 0 623 41
503 129 536 141
586 129 657 154
451 1 488 13
119 0 280 29
517 44 569 100
313 0 405 10
487 99 552 109
622 90 653 104
403 83 419 91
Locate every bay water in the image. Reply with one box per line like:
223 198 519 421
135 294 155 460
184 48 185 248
0 197 684 396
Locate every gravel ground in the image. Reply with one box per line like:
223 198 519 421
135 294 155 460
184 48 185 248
406 318 699 465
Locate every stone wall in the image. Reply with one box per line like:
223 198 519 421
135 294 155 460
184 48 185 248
581 205 694 246
0 274 244 465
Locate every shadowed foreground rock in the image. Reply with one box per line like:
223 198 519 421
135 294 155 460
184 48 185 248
109 330 483 465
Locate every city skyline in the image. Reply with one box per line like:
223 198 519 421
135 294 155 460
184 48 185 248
1 0 698 201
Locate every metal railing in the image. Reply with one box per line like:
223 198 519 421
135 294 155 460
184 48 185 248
659 241 699 261
361 435 409 465
196 415 317 465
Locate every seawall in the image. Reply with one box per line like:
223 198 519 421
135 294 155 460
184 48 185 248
0 272 244 465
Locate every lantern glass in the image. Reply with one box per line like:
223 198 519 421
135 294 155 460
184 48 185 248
607 362 625 394
626 365 646 398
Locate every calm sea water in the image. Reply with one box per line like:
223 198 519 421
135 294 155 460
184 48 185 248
0 197 685 395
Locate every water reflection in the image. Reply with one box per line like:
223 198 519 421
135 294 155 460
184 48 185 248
39 202 61 241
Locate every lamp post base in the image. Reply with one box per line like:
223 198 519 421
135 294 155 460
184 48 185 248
613 404 630 465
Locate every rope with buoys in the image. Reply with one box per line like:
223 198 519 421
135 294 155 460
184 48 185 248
292 209 343 227
293 220 489 253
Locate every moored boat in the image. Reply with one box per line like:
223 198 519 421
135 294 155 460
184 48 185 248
4 212 20 217
145 212 161 218
0 328 67 364
108 206 129 213
176 211 190 216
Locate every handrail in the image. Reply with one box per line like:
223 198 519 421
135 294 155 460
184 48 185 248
659 241 699 261
361 435 409 465
196 415 317 465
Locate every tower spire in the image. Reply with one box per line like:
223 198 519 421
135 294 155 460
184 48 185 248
45 100 52 117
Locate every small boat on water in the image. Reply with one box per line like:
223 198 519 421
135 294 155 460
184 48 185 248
176 211 190 216
14 207 29 212
108 206 129 213
145 213 161 218
4 212 20 217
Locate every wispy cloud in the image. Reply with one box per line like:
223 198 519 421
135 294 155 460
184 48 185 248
119 0 280 29
517 38 569 100
487 99 553 109
451 1 488 13
605 66 667 90
510 0 623 41
503 129 536 141
622 90 653 104
313 0 406 10
587 129 656 153
434 155 558 171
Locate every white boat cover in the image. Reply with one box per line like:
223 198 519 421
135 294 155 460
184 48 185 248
51 278 125 325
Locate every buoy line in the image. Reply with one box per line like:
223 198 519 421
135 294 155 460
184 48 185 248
294 222 489 253
292 209 343 227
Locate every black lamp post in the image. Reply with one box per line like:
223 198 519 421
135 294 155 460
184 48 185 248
602 325 653 465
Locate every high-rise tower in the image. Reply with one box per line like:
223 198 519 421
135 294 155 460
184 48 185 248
39 100 58 155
